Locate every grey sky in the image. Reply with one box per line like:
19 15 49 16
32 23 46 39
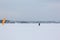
0 0 60 21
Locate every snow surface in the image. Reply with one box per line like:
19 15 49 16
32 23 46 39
0 23 60 40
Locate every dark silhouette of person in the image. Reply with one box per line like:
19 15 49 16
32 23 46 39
38 23 40 26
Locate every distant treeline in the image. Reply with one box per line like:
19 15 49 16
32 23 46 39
0 20 15 23
0 20 60 23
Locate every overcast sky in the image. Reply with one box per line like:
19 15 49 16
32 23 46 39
0 0 60 21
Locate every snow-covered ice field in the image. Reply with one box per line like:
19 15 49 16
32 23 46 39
0 23 60 40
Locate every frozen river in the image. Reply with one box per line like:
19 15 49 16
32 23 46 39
0 23 60 40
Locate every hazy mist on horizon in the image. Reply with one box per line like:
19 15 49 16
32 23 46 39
0 0 60 21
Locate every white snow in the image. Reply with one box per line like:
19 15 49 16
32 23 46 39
0 23 60 40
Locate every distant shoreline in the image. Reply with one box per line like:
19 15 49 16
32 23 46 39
0 20 60 23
